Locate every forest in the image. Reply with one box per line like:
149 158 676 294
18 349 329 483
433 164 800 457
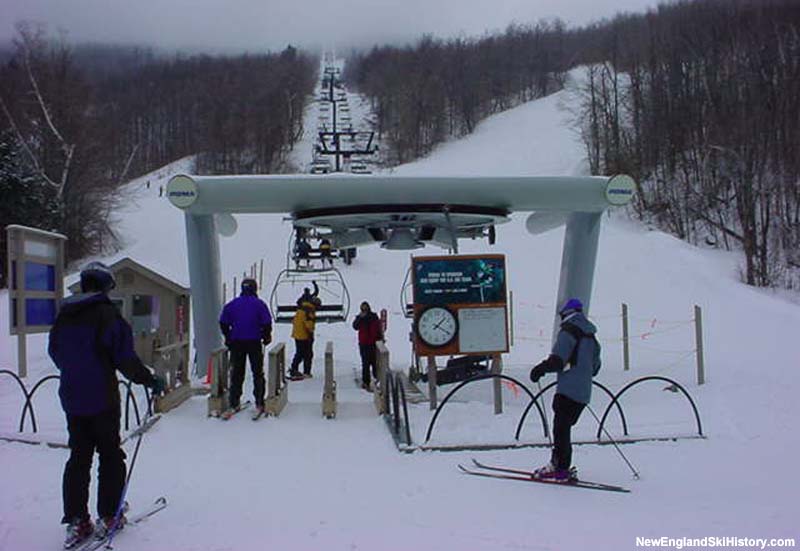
345 0 800 289
0 25 315 284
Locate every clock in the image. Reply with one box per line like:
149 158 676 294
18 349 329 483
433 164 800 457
416 306 458 348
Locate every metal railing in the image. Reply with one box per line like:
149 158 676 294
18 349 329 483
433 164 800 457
514 380 627 440
0 369 150 434
421 373 703 447
595 376 703 438
424 374 549 443
384 370 412 447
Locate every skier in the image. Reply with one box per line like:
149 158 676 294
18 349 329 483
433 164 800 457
48 262 166 549
289 295 317 379
296 281 319 306
529 298 602 482
219 278 273 418
294 237 312 268
319 237 333 268
352 301 384 391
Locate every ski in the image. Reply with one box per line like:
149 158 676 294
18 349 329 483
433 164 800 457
460 460 630 493
75 497 167 551
459 464 630 493
251 408 265 421
218 400 252 421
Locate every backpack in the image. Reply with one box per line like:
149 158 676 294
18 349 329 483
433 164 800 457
562 323 602 376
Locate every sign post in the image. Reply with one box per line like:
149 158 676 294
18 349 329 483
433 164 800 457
6 225 67 378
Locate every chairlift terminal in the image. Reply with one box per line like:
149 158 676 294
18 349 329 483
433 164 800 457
167 173 635 374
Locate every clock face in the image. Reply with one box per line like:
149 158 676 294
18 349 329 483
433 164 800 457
417 306 458 347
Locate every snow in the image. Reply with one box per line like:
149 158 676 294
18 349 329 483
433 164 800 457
2 70 799 550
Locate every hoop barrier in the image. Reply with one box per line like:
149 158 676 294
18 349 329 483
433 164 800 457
0 369 155 447
383 370 412 449
405 373 704 453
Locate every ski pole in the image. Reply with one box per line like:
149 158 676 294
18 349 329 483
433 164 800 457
587 405 641 480
105 394 153 549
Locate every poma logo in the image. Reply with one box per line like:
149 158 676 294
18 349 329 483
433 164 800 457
169 190 196 197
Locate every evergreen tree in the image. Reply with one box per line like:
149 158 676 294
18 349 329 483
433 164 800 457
0 131 59 288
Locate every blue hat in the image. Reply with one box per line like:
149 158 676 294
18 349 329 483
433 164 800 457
80 261 116 293
559 298 583 316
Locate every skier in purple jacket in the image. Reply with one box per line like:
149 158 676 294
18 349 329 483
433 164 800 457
219 278 273 417
49 262 166 549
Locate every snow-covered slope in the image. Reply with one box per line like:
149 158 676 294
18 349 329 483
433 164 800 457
1 74 798 550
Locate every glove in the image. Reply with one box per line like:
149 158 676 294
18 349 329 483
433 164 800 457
262 336 272 346
224 338 232 349
529 362 547 383
150 375 167 396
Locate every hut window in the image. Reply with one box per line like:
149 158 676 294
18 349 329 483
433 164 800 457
132 294 160 334
111 298 125 315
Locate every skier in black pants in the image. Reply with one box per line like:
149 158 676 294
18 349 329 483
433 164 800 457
529 298 602 482
352 301 384 390
49 262 166 549
219 278 273 418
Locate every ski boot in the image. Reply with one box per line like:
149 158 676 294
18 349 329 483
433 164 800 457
94 513 127 540
251 405 265 421
532 462 578 483
64 517 94 549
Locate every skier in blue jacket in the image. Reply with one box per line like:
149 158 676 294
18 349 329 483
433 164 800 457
219 278 273 418
529 298 602 482
49 262 166 549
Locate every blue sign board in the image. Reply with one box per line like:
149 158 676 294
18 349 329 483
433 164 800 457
25 298 57 326
6 225 66 334
413 256 506 305
24 262 56 292
9 263 58 327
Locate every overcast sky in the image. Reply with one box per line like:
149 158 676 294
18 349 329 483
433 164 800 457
0 0 664 53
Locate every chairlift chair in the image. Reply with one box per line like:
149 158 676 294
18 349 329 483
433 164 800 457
310 161 331 174
350 158 370 174
268 228 350 324
287 227 340 268
269 267 350 324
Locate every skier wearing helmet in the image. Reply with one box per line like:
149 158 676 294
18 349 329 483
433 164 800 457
529 298 602 482
219 278 273 419
49 261 166 549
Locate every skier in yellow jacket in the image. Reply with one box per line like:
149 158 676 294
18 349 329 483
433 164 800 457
289 297 318 378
